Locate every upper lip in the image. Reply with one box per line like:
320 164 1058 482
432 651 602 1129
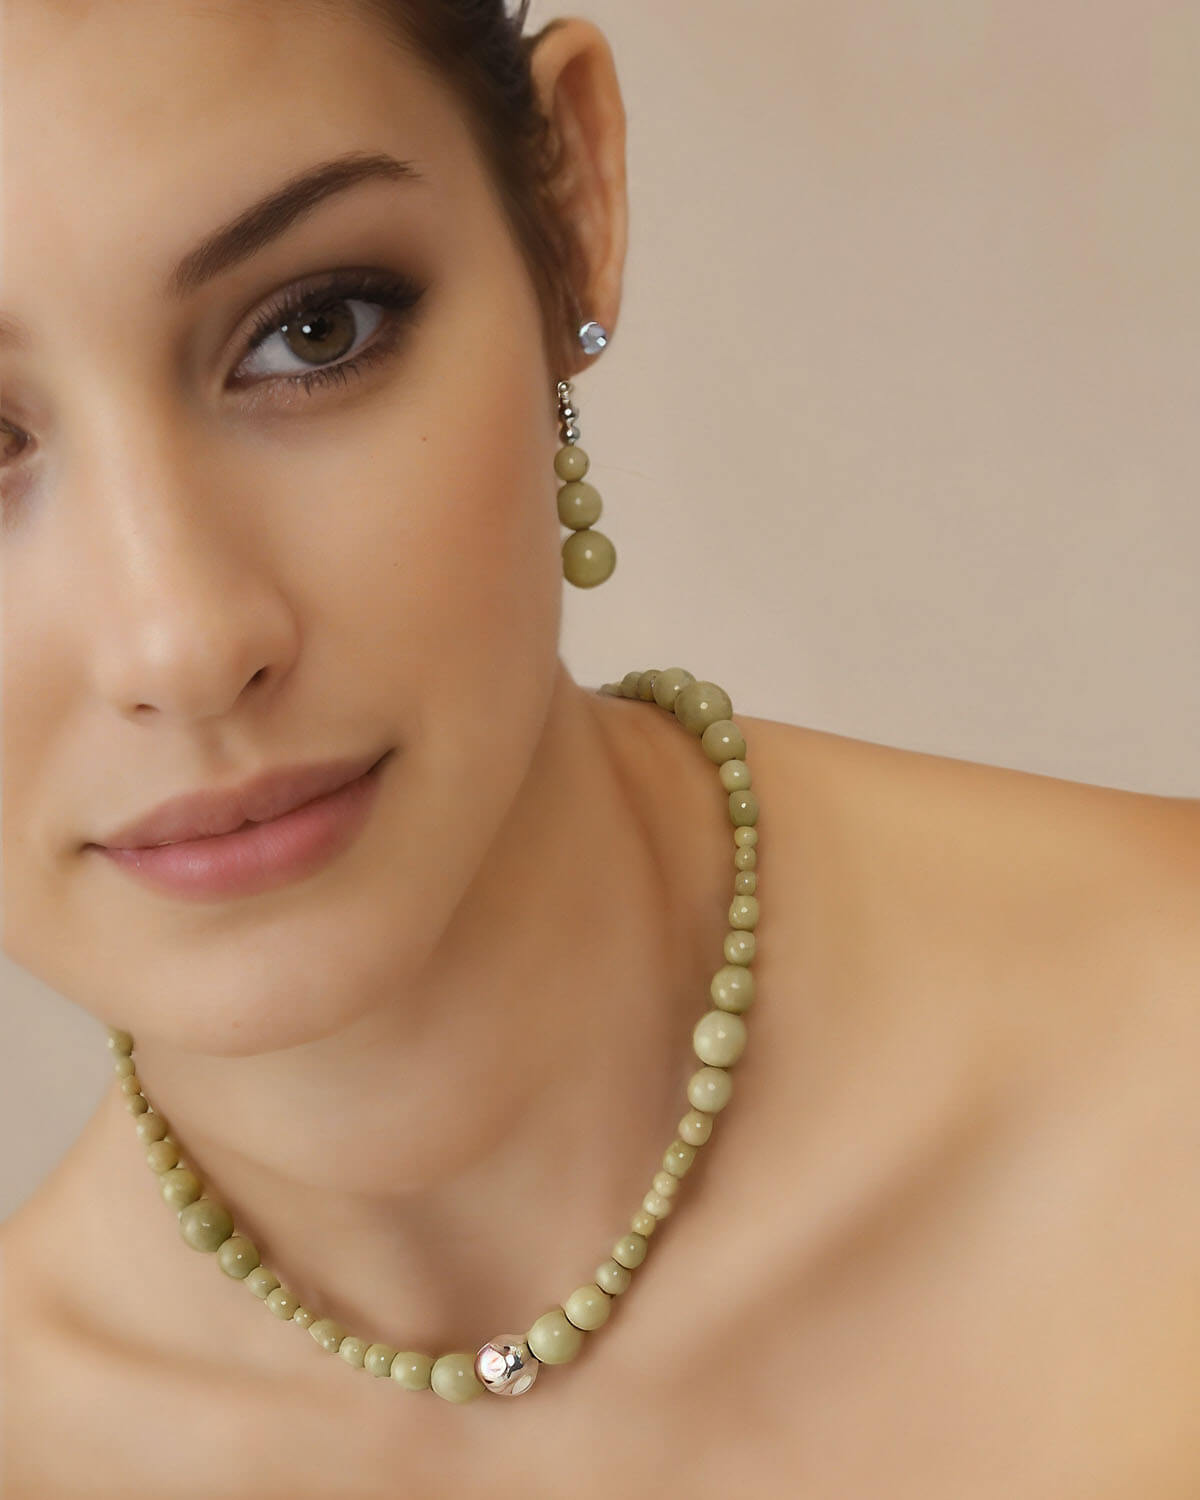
91 749 389 850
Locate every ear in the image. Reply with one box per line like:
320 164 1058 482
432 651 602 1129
527 17 629 378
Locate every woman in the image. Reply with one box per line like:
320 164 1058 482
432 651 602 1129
1 1 1195 1494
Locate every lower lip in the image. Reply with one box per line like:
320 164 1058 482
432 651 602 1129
94 754 391 900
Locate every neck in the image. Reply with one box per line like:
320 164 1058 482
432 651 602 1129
102 666 733 1371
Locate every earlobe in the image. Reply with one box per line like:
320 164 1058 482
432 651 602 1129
528 17 629 365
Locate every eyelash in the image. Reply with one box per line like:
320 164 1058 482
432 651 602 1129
238 267 427 397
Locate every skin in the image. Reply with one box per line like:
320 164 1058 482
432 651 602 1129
3 3 1198 1495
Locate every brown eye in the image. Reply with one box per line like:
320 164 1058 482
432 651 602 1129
279 300 359 367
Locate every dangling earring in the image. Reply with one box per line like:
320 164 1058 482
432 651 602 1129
556 320 616 589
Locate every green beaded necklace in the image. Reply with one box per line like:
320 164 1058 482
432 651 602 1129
105 667 761 1403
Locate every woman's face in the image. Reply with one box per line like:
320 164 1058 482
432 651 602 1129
1 0 570 1052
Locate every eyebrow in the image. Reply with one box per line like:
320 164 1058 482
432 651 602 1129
0 151 424 352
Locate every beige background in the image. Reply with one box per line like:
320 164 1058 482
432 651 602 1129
3 0 1197 1220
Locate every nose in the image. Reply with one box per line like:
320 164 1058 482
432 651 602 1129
82 433 300 725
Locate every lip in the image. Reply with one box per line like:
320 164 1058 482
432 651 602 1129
86 749 393 901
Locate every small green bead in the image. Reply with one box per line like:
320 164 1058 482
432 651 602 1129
292 1306 316 1329
673 680 734 736
557 479 603 529
734 825 759 848
145 1139 180 1174
339 1336 369 1369
729 893 760 931
678 1108 714 1145
365 1343 399 1377
126 1094 149 1116
135 1112 169 1144
119 1074 142 1097
701 719 747 764
630 1209 658 1236
107 1029 133 1056
724 930 757 966
527 1309 585 1365
553 444 590 481
391 1350 435 1390
266 1286 301 1320
734 845 758 871
710 964 756 1013
431 1352 486 1402
595 1258 633 1295
112 1054 135 1078
245 1267 280 1299
562 528 616 587
651 667 696 710
178 1197 234 1252
308 1317 346 1353
719 759 752 793
612 1232 649 1269
216 1235 261 1280
663 1139 698 1177
651 1170 680 1199
729 789 759 827
643 1189 673 1219
693 1010 748 1068
735 870 757 895
621 670 644 697
688 1065 734 1113
637 669 661 701
563 1284 613 1331
160 1166 202 1211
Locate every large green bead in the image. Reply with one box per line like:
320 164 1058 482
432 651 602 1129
562 528 616 587
710 964 756 1013
557 480 603 529
160 1167 202 1211
674 680 734 735
651 667 695 710
391 1351 435 1390
431 1352 487 1402
553 444 590 481
693 1010 748 1068
527 1308 585 1364
564 1284 613 1331
178 1197 234 1252
701 719 747 764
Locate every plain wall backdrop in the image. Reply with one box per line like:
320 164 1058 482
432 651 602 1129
2 0 1197 1220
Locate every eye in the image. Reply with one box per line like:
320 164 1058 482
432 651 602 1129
232 268 427 398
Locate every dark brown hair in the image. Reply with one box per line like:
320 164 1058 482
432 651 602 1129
353 0 584 374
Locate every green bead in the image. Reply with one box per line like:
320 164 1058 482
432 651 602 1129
391 1350 435 1390
701 719 747 764
637 669 661 701
651 667 696 710
630 1209 658 1237
621 670 644 697
119 1074 142 1097
245 1267 280 1299
563 1284 613 1331
673 680 734 736
724 930 757 965
431 1352 486 1402
308 1317 346 1353
266 1286 300 1319
729 894 759 931
595 1258 633 1295
557 479 603 529
719 759 752 793
553 444 590 481
145 1139 180 1174
663 1139 697 1177
178 1197 234 1252
160 1166 202 1211
292 1306 315 1329
125 1094 149 1116
688 1065 733 1113
527 1308 585 1365
678 1108 714 1145
135 1112 169 1144
734 845 758 871
365 1343 399 1377
216 1235 261 1279
729 789 759 827
611 1232 649 1269
693 1010 748 1068
107 1028 133 1055
734 826 758 848
735 870 757 895
112 1054 135 1078
562 528 616 587
339 1337 369 1368
710 964 756 1013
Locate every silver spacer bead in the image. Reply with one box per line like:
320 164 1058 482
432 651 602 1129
475 1335 541 1396
562 424 580 444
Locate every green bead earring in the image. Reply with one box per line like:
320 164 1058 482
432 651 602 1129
556 320 616 589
